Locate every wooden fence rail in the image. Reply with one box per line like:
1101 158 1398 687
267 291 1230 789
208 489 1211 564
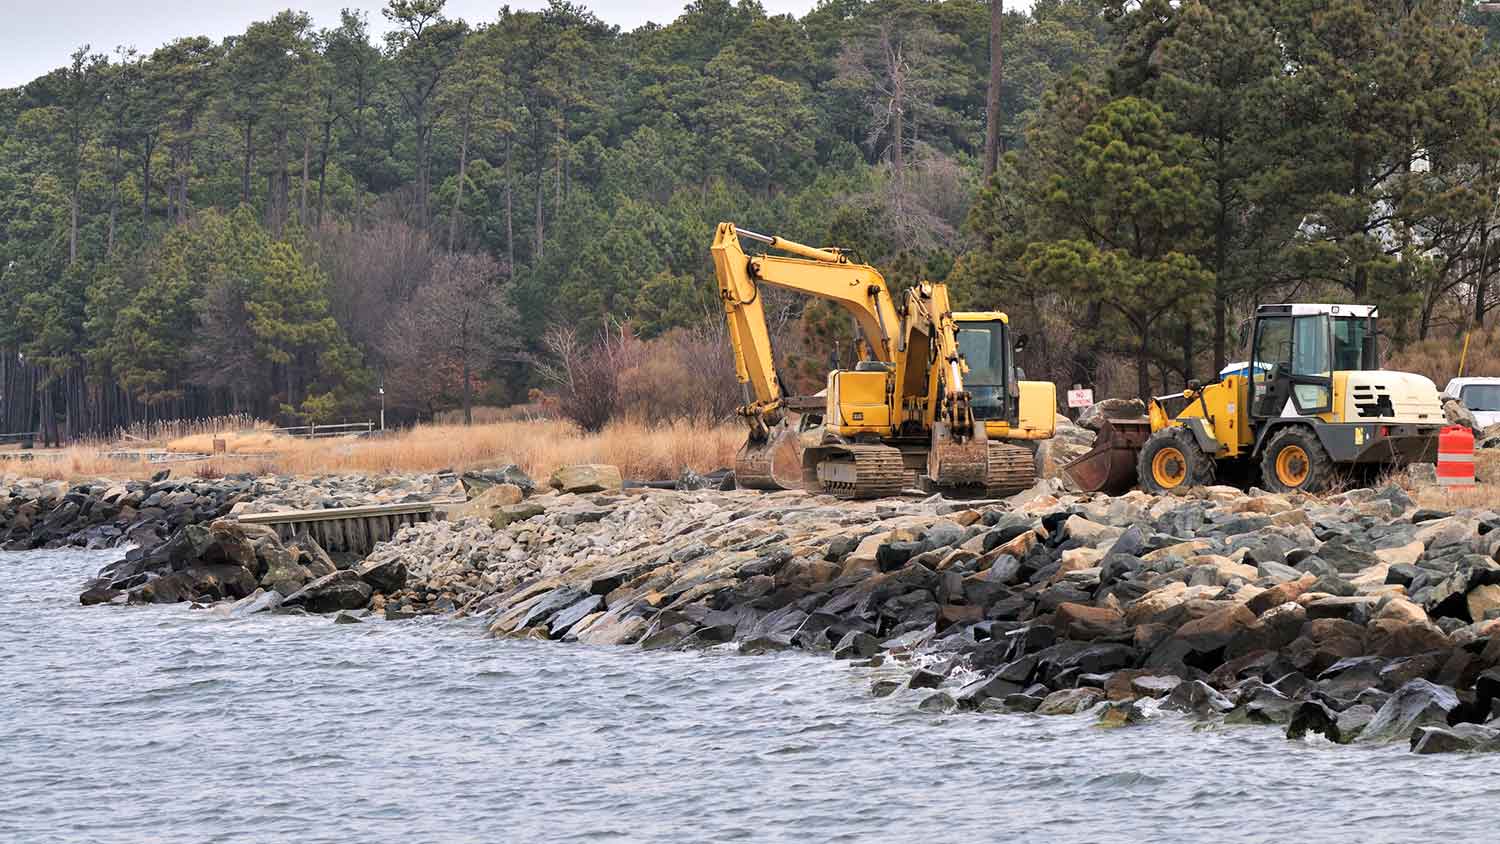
270 422 375 439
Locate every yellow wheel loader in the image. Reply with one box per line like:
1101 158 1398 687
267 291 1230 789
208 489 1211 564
1065 304 1445 495
710 222 1055 499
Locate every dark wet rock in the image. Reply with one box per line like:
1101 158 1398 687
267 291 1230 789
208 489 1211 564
1316 657 1386 699
639 621 699 651
737 635 794 655
79 584 120 605
1357 680 1461 744
282 570 372 613
871 679 902 698
833 630 881 660
1001 693 1044 712
917 692 958 713
1163 680 1234 716
549 595 604 638
1226 681 1298 725
356 557 408 593
1287 700 1377 744
955 672 1025 709
1409 723 1500 754
228 589 283 617
906 668 947 690
517 587 590 631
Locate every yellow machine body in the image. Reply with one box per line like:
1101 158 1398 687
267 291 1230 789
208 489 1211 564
1070 303 1446 495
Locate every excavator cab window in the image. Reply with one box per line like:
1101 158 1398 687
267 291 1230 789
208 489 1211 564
957 319 1012 421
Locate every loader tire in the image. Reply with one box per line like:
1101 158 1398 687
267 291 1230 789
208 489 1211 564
1136 427 1215 494
1260 426 1334 494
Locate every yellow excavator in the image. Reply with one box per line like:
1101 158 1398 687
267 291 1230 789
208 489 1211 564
710 222 1055 499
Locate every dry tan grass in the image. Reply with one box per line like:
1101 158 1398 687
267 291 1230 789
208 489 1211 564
7 420 743 484
166 431 285 454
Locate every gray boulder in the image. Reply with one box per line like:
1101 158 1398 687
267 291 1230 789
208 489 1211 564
1410 723 1500 754
356 557 408 593
1357 679 1460 744
282 570 373 613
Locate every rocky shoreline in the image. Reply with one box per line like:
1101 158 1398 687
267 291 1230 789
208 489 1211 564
1 470 464 553
12 441 1500 755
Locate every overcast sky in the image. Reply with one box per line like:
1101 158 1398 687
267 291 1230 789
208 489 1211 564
2 0 822 89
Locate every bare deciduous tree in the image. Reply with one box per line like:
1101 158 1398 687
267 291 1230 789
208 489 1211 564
834 11 963 174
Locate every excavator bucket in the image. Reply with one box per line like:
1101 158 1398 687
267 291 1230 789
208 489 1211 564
1062 417 1152 494
734 423 805 490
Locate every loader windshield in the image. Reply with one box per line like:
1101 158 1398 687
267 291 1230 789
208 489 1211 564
957 319 1011 421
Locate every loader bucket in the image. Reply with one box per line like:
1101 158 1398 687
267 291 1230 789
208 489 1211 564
1062 417 1152 495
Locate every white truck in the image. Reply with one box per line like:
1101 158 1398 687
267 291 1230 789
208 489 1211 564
1444 377 1500 429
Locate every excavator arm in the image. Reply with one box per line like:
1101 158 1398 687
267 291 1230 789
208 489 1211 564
710 222 902 434
899 281 974 436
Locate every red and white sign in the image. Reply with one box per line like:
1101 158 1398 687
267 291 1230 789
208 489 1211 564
1067 388 1095 409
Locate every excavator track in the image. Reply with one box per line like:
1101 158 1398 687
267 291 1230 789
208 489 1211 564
985 441 1038 497
807 445 906 499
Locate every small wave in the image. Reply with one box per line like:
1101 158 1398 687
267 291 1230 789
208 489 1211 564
1084 771 1168 789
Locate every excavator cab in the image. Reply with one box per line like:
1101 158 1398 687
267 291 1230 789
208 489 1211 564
955 316 1013 422
955 312 1057 443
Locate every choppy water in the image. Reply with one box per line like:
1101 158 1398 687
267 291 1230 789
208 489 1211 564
2 549 1496 844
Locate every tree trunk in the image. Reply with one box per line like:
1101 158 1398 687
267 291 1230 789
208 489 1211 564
316 119 333 227
241 121 253 205
1213 166 1229 372
141 139 153 225
891 95 904 174
276 127 291 235
555 130 563 210
416 116 429 225
300 132 311 227
505 136 515 277
266 170 276 229
982 0 1003 182
535 164 546 262
462 313 473 426
449 108 471 253
1182 317 1194 388
107 146 120 255
178 146 191 224
1136 327 1152 403
68 190 79 265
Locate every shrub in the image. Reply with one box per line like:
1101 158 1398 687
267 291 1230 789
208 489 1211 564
619 325 743 424
539 323 643 433
1388 325 1500 387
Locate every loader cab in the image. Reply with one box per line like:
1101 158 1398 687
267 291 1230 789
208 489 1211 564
953 312 1016 422
1249 304 1378 419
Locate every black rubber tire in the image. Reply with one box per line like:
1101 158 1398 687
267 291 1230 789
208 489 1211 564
1136 427 1216 494
1259 425 1334 494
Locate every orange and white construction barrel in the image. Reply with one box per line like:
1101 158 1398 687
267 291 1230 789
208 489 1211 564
1437 425 1476 489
